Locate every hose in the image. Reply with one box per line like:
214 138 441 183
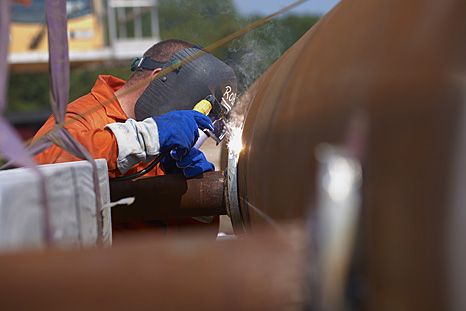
111 153 165 182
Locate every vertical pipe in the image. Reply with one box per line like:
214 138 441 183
117 7 126 39
134 6 142 38
107 1 117 46
151 0 160 39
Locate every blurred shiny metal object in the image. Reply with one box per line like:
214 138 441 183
446 78 466 311
315 144 362 310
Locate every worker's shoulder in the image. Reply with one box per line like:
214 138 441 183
64 92 113 129
67 92 110 118
66 92 100 115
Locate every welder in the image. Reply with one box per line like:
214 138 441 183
33 39 237 180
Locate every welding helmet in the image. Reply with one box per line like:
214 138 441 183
132 47 238 125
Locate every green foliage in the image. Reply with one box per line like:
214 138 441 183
7 0 319 113
7 72 50 113
67 64 129 102
158 0 240 59
7 64 129 113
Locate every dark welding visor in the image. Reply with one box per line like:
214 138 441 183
133 47 237 121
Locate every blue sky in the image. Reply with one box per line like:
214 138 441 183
233 0 340 16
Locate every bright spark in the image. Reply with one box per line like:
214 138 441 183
228 126 244 157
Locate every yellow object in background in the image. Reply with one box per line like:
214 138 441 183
10 0 104 54
9 0 105 72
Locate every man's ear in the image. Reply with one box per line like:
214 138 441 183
151 68 162 77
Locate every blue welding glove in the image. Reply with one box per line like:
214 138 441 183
161 148 215 178
159 154 182 175
153 110 214 160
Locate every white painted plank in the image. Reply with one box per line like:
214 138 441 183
0 159 111 252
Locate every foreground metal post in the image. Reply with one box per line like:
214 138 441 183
0 225 306 310
110 171 226 224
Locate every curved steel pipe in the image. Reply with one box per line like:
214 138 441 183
226 0 466 309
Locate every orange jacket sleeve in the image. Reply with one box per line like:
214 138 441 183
33 114 121 178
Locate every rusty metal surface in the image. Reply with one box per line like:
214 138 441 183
110 171 226 223
0 225 306 310
234 0 466 309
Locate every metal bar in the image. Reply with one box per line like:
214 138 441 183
117 7 126 39
110 171 226 224
0 0 10 112
0 225 306 310
151 0 160 39
107 3 117 46
111 0 156 8
134 7 142 38
117 6 150 25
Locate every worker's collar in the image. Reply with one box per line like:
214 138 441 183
91 75 127 120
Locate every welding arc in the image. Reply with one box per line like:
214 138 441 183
18 0 309 159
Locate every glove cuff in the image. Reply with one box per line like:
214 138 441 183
106 118 160 174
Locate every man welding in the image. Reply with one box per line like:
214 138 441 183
33 39 237 179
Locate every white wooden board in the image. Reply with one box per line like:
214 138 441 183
0 159 111 251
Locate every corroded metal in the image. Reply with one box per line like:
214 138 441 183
232 0 466 309
110 171 226 223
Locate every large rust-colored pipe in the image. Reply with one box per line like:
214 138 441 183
229 0 466 309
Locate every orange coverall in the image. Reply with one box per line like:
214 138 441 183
33 75 218 235
33 75 163 178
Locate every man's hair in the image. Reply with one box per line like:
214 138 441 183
128 39 196 84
